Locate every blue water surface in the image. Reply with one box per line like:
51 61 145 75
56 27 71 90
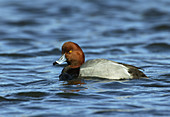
0 0 170 116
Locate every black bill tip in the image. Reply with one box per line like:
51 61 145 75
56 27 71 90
53 61 58 66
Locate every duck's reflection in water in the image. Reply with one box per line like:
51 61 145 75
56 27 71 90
59 78 87 93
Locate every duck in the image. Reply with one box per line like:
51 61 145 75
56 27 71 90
53 42 147 81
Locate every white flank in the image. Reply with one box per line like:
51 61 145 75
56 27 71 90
79 59 132 79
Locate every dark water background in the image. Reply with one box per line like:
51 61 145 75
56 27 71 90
0 0 170 116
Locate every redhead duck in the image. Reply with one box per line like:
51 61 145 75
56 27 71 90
53 42 147 81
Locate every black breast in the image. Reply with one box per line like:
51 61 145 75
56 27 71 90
59 66 80 81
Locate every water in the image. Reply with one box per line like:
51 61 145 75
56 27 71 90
0 0 170 116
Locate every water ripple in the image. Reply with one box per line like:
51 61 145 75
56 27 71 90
0 0 170 116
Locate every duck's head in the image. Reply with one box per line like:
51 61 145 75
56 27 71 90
53 42 85 68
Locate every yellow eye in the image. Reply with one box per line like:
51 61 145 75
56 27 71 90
69 50 72 54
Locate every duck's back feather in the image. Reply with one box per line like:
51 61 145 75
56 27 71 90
80 59 147 79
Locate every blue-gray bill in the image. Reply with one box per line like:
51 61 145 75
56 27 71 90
53 54 66 65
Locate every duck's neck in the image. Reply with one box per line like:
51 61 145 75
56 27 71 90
68 55 85 68
69 64 82 69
